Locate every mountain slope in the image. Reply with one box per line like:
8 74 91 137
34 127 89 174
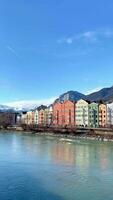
55 86 113 103
87 86 113 102
55 91 86 103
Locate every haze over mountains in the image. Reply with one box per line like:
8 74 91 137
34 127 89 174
1 86 113 111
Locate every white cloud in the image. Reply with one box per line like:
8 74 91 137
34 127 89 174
85 87 103 95
66 38 73 44
83 31 93 38
58 28 113 44
57 37 73 44
5 97 57 110
82 31 97 42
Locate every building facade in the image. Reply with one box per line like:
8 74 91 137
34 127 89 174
76 99 89 127
14 100 113 129
26 111 35 125
107 103 113 127
62 100 75 126
99 103 107 127
53 100 75 126
89 102 99 128
34 109 39 125
46 105 53 126
53 102 62 126
38 105 48 126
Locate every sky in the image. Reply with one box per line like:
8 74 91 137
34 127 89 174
1 0 113 106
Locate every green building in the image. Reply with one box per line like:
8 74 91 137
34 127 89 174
89 102 99 128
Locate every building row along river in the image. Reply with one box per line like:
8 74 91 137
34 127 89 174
15 99 113 128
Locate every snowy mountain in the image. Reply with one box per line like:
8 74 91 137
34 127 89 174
5 98 56 111
0 105 14 112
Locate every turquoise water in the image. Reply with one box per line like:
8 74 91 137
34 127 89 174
0 132 113 200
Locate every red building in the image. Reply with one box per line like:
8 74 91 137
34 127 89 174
53 100 76 126
53 102 62 126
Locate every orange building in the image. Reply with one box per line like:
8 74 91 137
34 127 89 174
99 103 107 127
53 100 76 126
38 105 47 126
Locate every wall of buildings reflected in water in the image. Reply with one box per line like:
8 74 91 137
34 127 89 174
1 132 113 200
10 133 113 171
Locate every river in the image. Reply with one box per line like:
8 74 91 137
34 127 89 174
0 131 113 200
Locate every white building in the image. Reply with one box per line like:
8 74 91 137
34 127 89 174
34 109 39 125
107 103 113 126
76 99 89 127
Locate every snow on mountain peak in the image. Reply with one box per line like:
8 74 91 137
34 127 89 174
5 97 56 111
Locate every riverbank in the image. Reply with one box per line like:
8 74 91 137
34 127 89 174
2 125 113 142
34 132 113 142
3 127 113 142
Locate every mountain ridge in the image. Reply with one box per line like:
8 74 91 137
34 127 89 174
1 85 113 111
55 86 113 103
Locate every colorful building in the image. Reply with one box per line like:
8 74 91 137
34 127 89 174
15 100 113 129
99 103 107 127
38 105 48 126
89 102 99 128
76 99 89 127
53 100 75 126
107 103 113 127
63 100 75 126
26 111 35 125
53 102 62 126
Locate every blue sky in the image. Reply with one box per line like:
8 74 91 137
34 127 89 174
1 0 113 106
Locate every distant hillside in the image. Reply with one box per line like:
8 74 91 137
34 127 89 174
87 86 113 102
55 86 113 103
55 91 86 103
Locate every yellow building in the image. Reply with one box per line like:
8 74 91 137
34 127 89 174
99 103 107 127
38 105 53 126
26 111 35 125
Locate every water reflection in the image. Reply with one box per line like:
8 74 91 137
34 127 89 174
9 133 113 171
1 132 113 200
